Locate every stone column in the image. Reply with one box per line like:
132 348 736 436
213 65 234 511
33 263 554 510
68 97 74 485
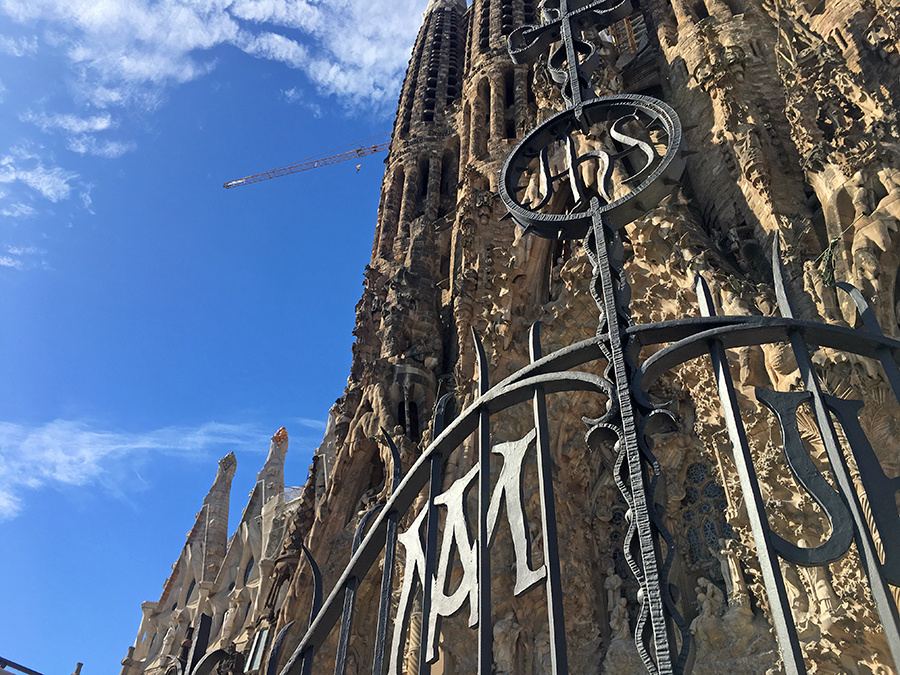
490 73 505 141
670 0 693 25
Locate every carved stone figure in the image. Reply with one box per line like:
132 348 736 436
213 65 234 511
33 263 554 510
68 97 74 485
610 598 631 642
605 567 623 614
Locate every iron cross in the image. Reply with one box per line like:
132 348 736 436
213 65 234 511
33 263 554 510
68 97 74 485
507 0 632 115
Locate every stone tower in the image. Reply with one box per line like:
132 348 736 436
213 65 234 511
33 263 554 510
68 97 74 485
124 0 900 673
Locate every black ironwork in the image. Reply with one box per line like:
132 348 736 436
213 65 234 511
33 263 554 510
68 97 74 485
201 4 900 675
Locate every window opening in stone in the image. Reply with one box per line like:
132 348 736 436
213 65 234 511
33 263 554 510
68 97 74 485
722 0 743 14
247 628 270 672
504 68 515 109
408 401 420 442
379 169 404 257
244 556 255 584
464 9 474 73
473 79 490 159
804 183 827 249
526 68 536 105
682 462 729 574
418 156 430 202
693 1 709 20
439 142 459 218
479 0 491 51
524 0 535 24
501 0 514 35
185 579 196 604
397 402 406 437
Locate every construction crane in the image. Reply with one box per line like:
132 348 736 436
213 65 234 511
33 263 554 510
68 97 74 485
223 142 391 189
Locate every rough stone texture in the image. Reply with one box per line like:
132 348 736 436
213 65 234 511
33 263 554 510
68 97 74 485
124 0 900 673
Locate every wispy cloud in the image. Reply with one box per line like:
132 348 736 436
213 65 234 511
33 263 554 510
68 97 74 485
0 243 46 270
0 419 267 520
293 417 327 430
0 0 428 112
22 110 114 134
0 148 78 202
66 135 135 158
0 34 38 57
0 202 35 218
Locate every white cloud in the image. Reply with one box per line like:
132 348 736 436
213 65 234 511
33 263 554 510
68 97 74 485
22 110 114 133
80 183 94 212
0 145 79 202
0 202 35 218
67 135 135 158
0 243 46 270
0 77 5 103
0 419 268 520
0 34 38 56
0 162 77 202
0 0 429 112
293 417 326 430
7 244 43 255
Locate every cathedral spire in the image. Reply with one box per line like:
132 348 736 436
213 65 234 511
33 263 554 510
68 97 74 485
257 427 288 504
425 0 466 15
198 451 236 581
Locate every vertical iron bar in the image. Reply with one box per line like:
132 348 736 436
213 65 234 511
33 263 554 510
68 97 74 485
835 282 900 409
695 275 806 675
590 208 672 672
417 452 442 675
373 430 409 675
298 544 323 675
333 579 358 675
335 507 383 675
772 244 900 668
372 511 399 675
266 622 295 675
473 328 493 675
529 323 568 675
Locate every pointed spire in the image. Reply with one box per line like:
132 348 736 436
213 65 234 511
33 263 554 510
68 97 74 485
199 452 236 582
425 0 466 16
257 427 288 505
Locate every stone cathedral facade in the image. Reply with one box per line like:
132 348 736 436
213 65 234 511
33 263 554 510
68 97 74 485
121 0 900 673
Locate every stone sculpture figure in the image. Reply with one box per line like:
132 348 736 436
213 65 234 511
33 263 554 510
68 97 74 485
691 577 726 653
160 623 177 655
610 598 631 641
605 567 623 613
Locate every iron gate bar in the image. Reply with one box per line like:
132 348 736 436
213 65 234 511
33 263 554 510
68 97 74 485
771 241 900 668
334 505 384 675
266 623 295 675
694 274 807 675
417 446 442 675
474 331 493 675
837 282 900 403
297 544 323 675
633 319 900 389
529 324 569 675
585 206 683 673
371 432 403 675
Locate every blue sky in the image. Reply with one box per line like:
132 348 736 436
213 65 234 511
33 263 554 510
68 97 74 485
0 0 430 671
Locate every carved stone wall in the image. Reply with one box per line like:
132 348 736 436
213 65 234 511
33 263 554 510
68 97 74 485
124 0 900 673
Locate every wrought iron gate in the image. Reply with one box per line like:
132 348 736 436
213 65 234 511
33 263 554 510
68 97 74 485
190 1 900 673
